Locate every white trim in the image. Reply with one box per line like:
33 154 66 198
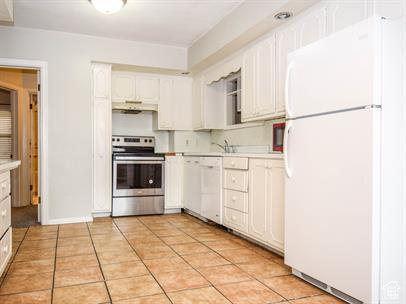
164 208 182 214
0 58 49 225
92 212 111 218
47 216 93 225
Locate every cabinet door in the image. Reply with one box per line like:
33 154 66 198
173 77 193 130
135 75 160 103
326 0 370 34
241 47 256 121
256 36 276 117
165 156 183 209
192 75 204 129
248 159 269 242
275 26 297 115
183 158 193 210
296 6 326 48
158 78 174 130
92 64 112 213
111 73 136 102
267 160 285 252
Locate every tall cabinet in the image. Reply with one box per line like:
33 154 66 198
92 63 112 214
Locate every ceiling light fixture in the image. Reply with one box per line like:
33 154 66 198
274 12 292 20
89 0 127 14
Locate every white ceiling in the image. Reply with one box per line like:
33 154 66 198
12 0 243 47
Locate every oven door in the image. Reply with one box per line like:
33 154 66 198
113 157 165 197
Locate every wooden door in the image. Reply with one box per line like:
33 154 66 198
30 93 39 205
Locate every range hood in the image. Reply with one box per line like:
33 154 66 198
112 101 158 114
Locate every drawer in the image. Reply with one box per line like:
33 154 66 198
224 189 248 213
0 197 11 238
0 228 11 276
0 171 10 202
223 157 248 170
223 207 248 233
224 169 248 192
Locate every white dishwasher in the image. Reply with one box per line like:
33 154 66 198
200 157 222 224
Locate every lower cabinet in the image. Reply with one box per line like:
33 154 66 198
248 158 285 252
222 156 285 253
164 156 184 209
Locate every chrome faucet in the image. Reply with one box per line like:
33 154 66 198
211 140 233 153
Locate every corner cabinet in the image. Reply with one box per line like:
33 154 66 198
164 156 184 209
92 63 112 214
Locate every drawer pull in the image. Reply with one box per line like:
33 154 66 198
231 215 237 221
3 245 8 253
1 210 6 217
231 177 236 183
231 196 236 201
231 161 236 166
1 182 6 190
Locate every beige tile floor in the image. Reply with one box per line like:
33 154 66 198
0 213 346 304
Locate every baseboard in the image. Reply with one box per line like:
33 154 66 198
164 208 182 214
92 212 111 218
46 216 93 225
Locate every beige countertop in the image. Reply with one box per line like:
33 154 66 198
0 160 21 173
182 152 284 159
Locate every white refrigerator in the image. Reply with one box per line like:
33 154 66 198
284 17 403 304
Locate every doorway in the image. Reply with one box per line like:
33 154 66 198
0 67 40 227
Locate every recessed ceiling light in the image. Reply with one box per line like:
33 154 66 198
89 0 127 14
274 12 292 20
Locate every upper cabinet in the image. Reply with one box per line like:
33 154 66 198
135 76 160 103
295 6 327 48
111 72 159 103
111 73 136 102
156 77 193 130
242 36 276 122
192 74 205 130
326 0 369 34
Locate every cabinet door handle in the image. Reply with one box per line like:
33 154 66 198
231 162 236 167
231 177 236 183
231 196 236 201
3 245 8 253
1 210 6 217
231 216 237 221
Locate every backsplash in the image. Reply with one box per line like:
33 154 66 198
210 118 285 153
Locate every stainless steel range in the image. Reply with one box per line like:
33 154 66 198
112 135 165 216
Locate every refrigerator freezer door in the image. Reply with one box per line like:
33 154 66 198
285 108 380 303
286 17 382 119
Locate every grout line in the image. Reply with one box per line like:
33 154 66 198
50 225 59 303
86 221 113 304
113 217 176 304
0 227 29 288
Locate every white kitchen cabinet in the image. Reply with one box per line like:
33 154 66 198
111 72 136 102
326 0 370 34
157 78 174 129
248 159 269 242
295 6 327 48
242 35 278 122
275 26 297 115
165 156 183 209
192 75 204 129
267 159 285 251
135 75 160 103
155 77 193 131
241 47 256 121
183 157 201 215
192 74 225 130
248 158 285 251
92 63 112 214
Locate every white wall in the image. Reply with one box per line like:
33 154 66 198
112 112 169 153
0 26 187 222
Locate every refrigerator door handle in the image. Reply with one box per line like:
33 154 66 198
284 61 295 119
284 120 292 178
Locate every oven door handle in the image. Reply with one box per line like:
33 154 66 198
114 156 165 161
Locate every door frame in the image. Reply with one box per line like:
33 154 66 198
0 58 49 225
